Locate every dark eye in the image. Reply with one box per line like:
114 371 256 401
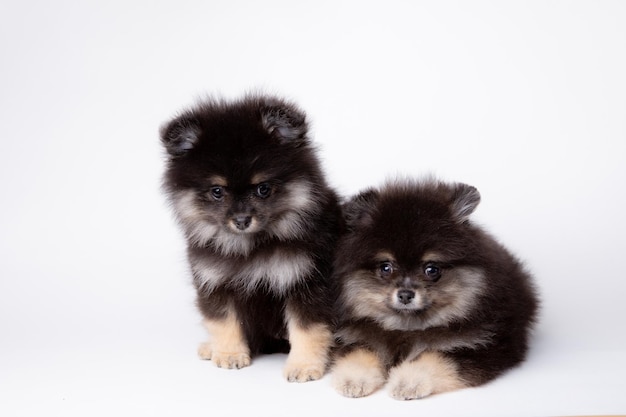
210 186 225 200
256 183 272 198
379 262 394 277
424 263 442 281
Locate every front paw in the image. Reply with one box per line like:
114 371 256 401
283 320 332 383
388 360 435 400
283 359 325 382
388 375 433 400
197 342 251 369
387 352 466 400
333 373 383 398
331 350 385 398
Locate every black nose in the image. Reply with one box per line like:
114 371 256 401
397 289 415 305
233 216 252 230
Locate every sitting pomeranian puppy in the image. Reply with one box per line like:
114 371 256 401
331 179 538 399
160 94 342 382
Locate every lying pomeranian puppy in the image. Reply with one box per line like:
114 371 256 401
160 94 342 382
331 179 538 399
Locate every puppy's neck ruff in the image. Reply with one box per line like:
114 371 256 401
191 249 315 295
208 230 257 257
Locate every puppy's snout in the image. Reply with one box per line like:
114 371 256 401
397 289 416 305
233 215 252 230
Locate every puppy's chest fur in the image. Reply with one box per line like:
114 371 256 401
189 244 315 295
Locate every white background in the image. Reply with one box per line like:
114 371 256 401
1 1 625 416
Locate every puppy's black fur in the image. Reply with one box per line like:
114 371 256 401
160 95 342 380
331 179 538 399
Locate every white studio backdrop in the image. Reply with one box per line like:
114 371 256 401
1 1 625 416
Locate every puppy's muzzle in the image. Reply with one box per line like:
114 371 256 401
233 215 252 231
397 289 416 305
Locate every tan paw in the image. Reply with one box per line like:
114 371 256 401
283 317 331 383
283 360 325 382
197 342 251 369
331 349 385 398
333 374 384 398
198 342 213 360
387 352 466 400
211 350 251 369
387 372 433 400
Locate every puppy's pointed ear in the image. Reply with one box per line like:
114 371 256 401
343 189 379 231
160 115 201 157
261 101 308 143
450 183 481 223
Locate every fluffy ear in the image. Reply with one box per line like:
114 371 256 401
260 102 308 143
160 115 201 157
342 189 379 231
450 183 481 223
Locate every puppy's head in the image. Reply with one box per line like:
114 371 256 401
160 95 324 255
336 179 487 331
